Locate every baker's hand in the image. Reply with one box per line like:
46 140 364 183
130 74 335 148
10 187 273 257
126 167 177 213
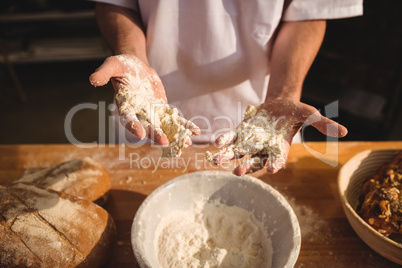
208 99 348 176
89 55 200 145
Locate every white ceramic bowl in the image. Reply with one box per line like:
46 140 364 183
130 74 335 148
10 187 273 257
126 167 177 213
131 170 301 268
338 149 402 264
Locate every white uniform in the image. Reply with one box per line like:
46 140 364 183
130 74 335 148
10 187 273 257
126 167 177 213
94 0 363 143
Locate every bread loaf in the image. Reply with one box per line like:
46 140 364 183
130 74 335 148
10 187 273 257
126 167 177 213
0 182 116 268
15 157 111 205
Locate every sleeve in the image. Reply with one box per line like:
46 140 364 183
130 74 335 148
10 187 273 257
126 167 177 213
88 0 138 11
282 0 363 21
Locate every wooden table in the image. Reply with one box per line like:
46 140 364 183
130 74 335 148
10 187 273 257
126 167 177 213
1 141 401 267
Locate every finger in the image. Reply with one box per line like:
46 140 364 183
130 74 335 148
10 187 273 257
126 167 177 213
120 113 147 140
138 118 169 146
185 137 192 147
234 152 287 176
233 157 263 176
215 130 237 148
177 117 201 135
265 154 287 174
302 110 348 137
89 56 124 87
212 147 235 165
311 116 348 137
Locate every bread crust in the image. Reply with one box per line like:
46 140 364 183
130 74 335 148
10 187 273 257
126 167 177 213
15 157 111 205
0 183 116 268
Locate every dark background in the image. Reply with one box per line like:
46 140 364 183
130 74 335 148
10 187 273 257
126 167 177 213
0 0 401 144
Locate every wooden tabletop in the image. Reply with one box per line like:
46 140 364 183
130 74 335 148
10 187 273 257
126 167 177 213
1 141 402 267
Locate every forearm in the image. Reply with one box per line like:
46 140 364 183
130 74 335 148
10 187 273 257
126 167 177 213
95 3 148 64
266 20 326 102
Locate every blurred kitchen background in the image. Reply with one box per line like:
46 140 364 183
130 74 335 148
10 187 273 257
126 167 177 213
0 0 401 144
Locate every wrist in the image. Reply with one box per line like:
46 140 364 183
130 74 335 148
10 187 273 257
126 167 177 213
265 84 302 102
113 49 149 66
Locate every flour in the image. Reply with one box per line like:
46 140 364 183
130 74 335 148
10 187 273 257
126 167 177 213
114 55 194 157
206 105 287 171
155 201 273 268
284 196 326 240
17 158 104 193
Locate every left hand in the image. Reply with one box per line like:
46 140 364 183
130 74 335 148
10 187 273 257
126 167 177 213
208 99 348 176
89 55 200 148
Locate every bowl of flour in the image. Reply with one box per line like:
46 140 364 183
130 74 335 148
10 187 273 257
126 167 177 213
131 171 301 268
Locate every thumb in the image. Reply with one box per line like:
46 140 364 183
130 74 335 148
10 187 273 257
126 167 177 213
305 110 348 138
89 56 124 87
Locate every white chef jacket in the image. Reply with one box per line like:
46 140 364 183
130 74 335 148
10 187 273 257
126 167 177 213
94 0 363 143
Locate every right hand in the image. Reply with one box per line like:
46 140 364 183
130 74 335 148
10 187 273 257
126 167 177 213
210 99 348 175
89 54 200 145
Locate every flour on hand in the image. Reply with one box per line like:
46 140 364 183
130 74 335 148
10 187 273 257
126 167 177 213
206 105 287 171
114 55 196 157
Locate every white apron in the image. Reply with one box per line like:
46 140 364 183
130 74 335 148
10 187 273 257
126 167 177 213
94 0 363 143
